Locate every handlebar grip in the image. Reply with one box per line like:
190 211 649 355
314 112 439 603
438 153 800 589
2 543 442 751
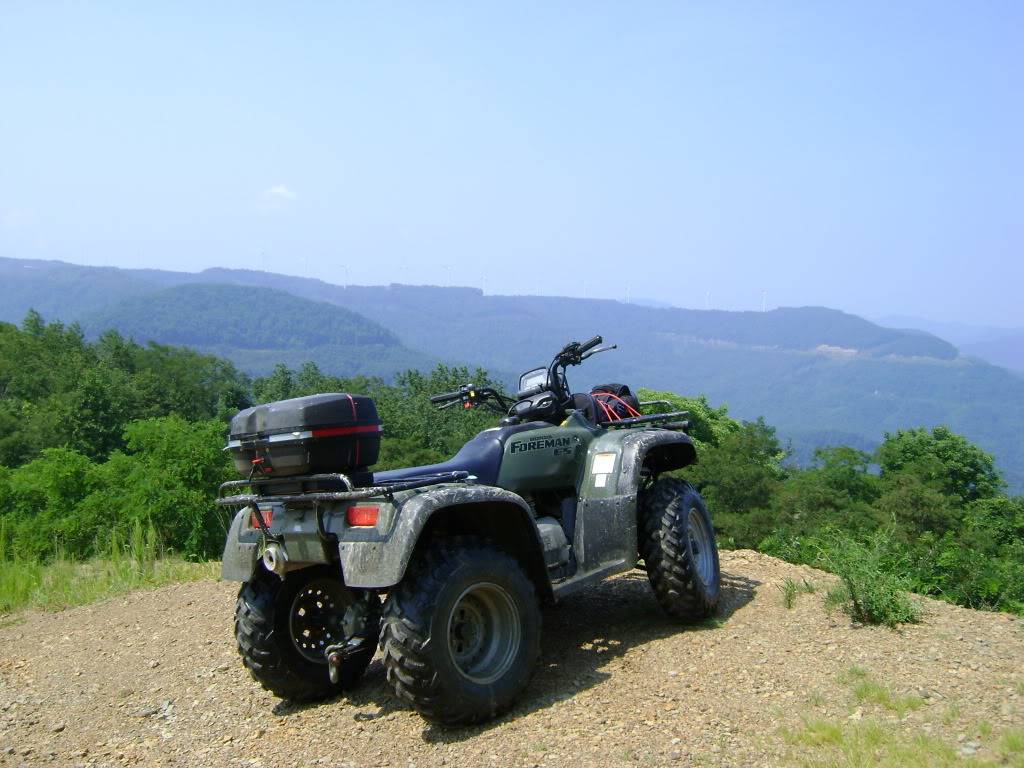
429 391 461 404
579 335 603 354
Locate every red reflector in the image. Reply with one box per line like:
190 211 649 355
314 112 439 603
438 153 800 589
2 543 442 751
311 424 382 438
250 508 273 529
346 505 379 527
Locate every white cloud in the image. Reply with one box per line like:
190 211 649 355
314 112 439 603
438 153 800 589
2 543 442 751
262 184 297 202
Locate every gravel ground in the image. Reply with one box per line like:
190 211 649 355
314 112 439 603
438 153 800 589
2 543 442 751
1 550 1022 767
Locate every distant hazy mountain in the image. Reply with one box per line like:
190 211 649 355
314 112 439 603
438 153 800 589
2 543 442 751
3 256 1023 491
625 297 676 309
875 314 1024 373
0 257 182 322
959 334 1024 375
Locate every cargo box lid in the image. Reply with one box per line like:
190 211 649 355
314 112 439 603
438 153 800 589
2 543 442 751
230 393 380 438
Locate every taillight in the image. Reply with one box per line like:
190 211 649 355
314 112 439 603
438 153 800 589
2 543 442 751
346 505 379 527
250 507 273 529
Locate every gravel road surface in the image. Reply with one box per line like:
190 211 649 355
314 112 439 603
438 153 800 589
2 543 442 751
1 550 1022 767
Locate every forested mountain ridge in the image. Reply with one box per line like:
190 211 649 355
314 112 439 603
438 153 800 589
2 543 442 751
77 283 435 377
81 283 398 349
2 256 1022 490
0 257 957 359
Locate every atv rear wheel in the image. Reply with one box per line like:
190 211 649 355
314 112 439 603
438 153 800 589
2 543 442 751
640 478 721 620
380 538 541 725
235 565 380 702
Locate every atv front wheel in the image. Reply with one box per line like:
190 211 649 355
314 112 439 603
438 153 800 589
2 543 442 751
235 565 380 702
380 538 541 725
640 478 721 620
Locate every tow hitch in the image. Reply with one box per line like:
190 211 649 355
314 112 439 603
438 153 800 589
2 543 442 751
323 591 376 684
324 638 370 684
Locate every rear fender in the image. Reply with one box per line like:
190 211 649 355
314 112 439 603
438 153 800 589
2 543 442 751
337 485 552 600
221 507 261 581
220 501 334 582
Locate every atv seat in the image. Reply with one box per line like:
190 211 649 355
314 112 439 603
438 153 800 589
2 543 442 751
373 422 547 487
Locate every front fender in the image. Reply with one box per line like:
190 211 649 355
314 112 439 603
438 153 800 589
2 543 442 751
615 430 697 494
337 484 544 592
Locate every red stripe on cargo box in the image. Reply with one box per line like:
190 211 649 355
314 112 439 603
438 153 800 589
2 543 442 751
311 424 382 438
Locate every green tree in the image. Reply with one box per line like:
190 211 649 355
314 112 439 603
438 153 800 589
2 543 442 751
913 496 1024 612
63 367 136 458
767 447 884 543
874 461 960 537
636 389 739 450
253 363 295 403
687 419 786 547
0 314 250 469
876 426 1003 504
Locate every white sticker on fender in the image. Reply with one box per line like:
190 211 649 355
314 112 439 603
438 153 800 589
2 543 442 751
592 452 616 474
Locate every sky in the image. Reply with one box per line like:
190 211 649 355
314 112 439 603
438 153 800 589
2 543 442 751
1 2 1021 325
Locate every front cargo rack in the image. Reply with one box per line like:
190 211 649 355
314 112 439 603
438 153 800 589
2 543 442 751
216 470 471 508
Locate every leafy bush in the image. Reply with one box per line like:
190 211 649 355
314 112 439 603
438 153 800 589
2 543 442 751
815 531 921 627
0 416 233 562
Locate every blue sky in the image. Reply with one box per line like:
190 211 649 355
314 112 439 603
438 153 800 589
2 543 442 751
1 2 1021 324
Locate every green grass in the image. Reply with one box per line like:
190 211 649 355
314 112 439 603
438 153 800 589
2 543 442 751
1002 729 1024 756
782 717 1024 767
783 718 959 767
838 666 924 716
807 690 827 708
942 703 962 725
779 577 817 608
0 520 217 614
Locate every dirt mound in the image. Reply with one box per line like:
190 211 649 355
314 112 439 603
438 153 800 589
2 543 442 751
1 551 1022 767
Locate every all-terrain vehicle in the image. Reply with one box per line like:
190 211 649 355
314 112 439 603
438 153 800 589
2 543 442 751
218 336 720 724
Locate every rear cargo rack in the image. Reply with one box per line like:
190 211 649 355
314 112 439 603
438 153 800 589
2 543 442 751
603 410 690 430
216 470 471 508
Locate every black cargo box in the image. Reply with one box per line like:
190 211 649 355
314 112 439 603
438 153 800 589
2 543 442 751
228 393 381 477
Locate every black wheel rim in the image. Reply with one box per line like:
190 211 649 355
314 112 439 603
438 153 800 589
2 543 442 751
288 577 350 665
446 582 521 684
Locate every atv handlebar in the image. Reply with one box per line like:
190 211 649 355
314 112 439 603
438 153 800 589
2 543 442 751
429 384 513 414
431 334 610 422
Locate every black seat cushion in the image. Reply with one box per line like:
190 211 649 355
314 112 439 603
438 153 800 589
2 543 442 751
571 393 601 425
373 422 546 486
